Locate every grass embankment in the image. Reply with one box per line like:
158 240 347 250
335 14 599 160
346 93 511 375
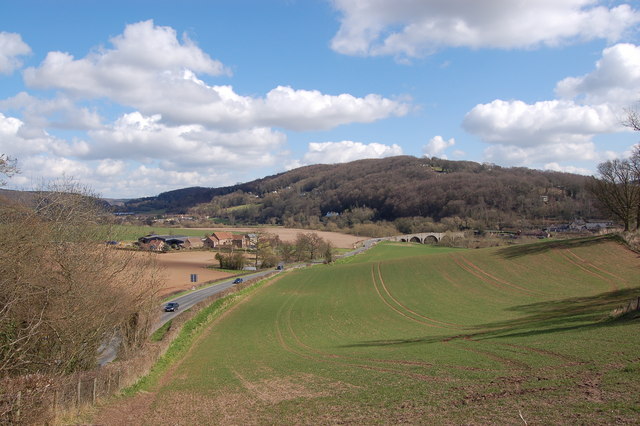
93 235 640 424
123 274 275 396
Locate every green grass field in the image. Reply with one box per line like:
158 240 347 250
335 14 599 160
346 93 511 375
94 235 640 424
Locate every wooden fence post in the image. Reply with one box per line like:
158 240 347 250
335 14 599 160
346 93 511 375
15 391 21 422
53 389 58 414
77 378 81 407
92 378 97 404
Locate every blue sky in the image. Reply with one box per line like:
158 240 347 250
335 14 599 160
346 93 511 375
1 0 640 198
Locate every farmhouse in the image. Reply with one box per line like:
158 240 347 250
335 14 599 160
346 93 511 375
182 236 204 249
204 231 234 248
231 234 248 249
138 238 167 252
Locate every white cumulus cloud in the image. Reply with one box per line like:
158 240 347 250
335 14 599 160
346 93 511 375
463 99 620 146
330 0 640 58
423 136 455 158
556 43 640 106
23 20 408 132
543 162 592 175
0 32 31 74
295 141 403 167
463 99 619 166
2 20 411 197
87 111 284 168
462 41 640 170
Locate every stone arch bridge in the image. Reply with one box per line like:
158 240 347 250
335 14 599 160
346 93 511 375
388 231 465 244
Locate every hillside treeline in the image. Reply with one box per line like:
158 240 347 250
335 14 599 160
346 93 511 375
184 156 596 231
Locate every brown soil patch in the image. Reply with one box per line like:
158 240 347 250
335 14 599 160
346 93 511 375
132 251 234 298
233 371 336 403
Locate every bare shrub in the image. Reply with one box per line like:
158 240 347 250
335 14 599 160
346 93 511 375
0 181 162 377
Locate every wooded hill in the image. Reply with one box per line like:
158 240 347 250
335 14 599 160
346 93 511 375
122 156 599 230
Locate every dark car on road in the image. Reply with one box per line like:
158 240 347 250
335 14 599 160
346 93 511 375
233 278 243 284
164 302 179 312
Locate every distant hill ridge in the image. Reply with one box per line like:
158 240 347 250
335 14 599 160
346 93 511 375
120 156 597 228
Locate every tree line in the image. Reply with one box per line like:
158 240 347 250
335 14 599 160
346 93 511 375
216 231 334 270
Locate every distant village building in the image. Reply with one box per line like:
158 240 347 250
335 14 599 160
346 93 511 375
545 220 615 234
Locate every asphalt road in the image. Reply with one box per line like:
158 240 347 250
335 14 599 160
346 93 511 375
155 268 278 330
98 269 278 366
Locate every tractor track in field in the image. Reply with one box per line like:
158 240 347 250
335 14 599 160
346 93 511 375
275 278 499 375
442 338 532 370
272 288 452 383
369 265 443 328
450 255 539 296
441 335 582 371
274 266 557 376
565 249 629 286
557 250 619 291
492 342 585 367
374 263 465 329
455 255 542 295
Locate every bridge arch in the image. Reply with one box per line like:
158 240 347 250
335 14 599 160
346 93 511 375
423 235 438 244
409 236 421 243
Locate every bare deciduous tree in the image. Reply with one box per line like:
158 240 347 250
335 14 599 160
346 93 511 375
589 159 638 231
0 179 161 376
0 154 18 185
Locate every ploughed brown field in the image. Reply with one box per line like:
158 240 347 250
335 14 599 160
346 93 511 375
153 251 234 297
152 228 364 297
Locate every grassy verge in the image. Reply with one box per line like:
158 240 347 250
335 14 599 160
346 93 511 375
121 273 276 396
150 320 172 342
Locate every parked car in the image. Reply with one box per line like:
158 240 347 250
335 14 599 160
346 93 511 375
164 302 179 312
233 278 243 284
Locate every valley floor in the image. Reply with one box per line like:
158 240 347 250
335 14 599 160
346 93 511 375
89 237 640 424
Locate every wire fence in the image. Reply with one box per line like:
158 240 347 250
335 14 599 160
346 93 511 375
0 272 278 424
0 329 169 424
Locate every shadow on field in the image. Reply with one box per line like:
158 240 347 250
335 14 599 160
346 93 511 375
340 287 640 348
471 287 640 341
496 234 623 259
